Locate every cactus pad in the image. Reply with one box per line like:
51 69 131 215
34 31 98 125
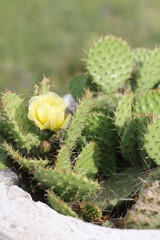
65 90 93 149
120 118 140 165
87 36 133 94
34 167 100 202
135 48 160 92
115 93 134 136
68 74 87 100
74 142 100 178
144 116 160 166
134 90 160 116
123 180 160 229
3 141 49 170
84 109 118 176
133 48 151 79
1 91 41 150
33 77 51 96
47 190 78 218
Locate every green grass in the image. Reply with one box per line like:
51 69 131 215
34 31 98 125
0 0 160 94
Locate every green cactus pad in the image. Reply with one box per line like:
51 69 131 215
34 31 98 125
136 116 154 169
0 157 9 170
122 180 160 229
0 133 10 169
144 116 160 166
115 93 134 136
34 167 100 202
87 36 133 94
83 202 102 222
1 91 41 151
134 90 160 116
0 151 10 170
74 142 100 179
84 110 117 147
33 77 51 96
86 76 99 93
133 48 150 64
92 93 121 111
47 190 78 218
100 150 117 177
127 48 150 92
84 109 118 176
120 118 140 165
86 168 143 211
54 144 71 171
65 90 93 149
135 48 160 92
55 91 93 171
133 48 151 79
68 74 87 100
3 141 49 170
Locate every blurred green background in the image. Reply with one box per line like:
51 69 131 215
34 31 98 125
0 0 160 95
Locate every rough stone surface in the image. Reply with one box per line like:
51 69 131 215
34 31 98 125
64 93 77 114
0 179 160 240
0 232 12 240
0 169 19 186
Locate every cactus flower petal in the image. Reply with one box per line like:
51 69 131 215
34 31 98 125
28 92 67 131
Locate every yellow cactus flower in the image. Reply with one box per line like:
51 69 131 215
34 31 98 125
28 92 70 131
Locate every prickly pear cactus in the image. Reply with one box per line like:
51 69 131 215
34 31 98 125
34 167 100 202
73 142 100 179
1 34 160 229
134 48 160 92
134 90 160 116
1 91 41 151
68 74 88 100
132 48 151 80
120 118 140 165
143 116 160 166
83 108 118 176
122 180 160 229
0 134 10 169
33 77 51 96
47 190 78 218
86 36 133 94
115 93 134 136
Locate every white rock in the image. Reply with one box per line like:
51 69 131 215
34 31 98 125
0 169 19 186
0 232 12 240
64 93 77 114
0 180 159 240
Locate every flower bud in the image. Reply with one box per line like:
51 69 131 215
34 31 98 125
40 140 51 154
